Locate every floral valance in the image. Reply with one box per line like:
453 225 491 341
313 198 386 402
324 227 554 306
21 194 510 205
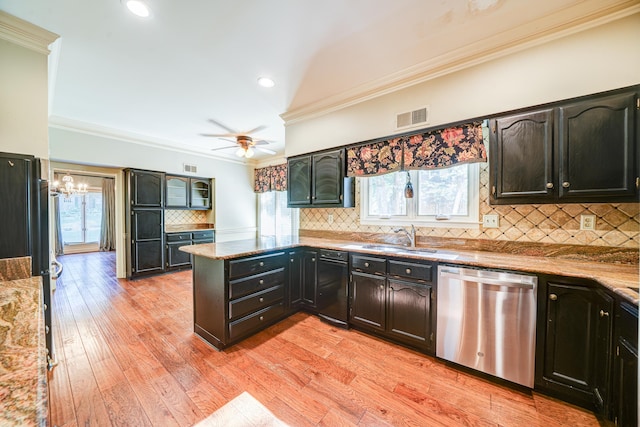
254 163 287 193
346 121 486 177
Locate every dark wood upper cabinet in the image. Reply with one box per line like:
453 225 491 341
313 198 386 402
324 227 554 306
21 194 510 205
287 149 354 208
558 91 637 200
165 175 211 210
189 178 211 209
490 86 639 204
130 169 164 207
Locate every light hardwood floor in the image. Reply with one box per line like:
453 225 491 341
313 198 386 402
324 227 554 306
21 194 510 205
48 251 601 426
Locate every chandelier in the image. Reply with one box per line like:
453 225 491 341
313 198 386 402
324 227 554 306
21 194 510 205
50 173 88 198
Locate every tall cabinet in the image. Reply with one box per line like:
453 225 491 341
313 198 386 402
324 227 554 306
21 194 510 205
125 169 165 278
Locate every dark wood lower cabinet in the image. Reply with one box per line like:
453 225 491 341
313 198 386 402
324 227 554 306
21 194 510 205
349 271 386 332
536 278 614 414
301 250 318 308
387 279 434 352
612 300 638 427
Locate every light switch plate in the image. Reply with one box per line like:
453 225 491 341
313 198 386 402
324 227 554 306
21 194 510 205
327 214 334 224
483 214 499 228
580 214 596 230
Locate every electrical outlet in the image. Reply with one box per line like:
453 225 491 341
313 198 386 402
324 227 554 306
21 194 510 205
327 214 334 224
483 214 499 228
580 214 596 230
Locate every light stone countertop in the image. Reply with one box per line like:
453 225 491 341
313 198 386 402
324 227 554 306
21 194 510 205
181 236 639 304
0 276 48 426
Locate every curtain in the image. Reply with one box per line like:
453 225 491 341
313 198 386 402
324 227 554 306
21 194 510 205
53 196 64 256
346 121 486 177
254 164 287 193
99 178 116 251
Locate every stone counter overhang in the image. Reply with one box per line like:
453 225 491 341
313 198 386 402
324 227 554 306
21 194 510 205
0 257 48 426
180 236 639 305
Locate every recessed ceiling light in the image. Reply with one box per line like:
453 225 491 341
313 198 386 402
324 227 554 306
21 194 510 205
123 0 152 18
257 77 275 88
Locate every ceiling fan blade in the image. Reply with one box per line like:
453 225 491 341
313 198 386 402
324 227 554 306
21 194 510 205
207 119 238 134
210 146 238 152
200 133 237 138
253 139 271 146
243 124 267 135
255 146 276 155
218 137 238 144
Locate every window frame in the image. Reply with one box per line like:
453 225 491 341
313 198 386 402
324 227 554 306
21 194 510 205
360 164 480 229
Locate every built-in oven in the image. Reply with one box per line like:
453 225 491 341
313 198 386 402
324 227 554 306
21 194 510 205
437 265 538 388
316 249 349 328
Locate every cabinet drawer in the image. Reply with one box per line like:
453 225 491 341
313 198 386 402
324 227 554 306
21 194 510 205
228 302 285 341
229 268 285 299
192 230 214 240
166 232 191 242
351 254 386 275
229 285 284 320
319 249 348 262
388 260 433 282
229 252 286 279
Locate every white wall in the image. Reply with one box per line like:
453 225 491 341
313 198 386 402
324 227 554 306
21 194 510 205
49 127 258 245
0 38 49 159
285 13 640 156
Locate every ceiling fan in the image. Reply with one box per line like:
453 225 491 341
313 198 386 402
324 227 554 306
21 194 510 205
200 119 277 158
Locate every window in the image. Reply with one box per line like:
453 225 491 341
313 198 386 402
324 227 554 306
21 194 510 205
59 191 103 244
259 191 299 236
361 164 479 228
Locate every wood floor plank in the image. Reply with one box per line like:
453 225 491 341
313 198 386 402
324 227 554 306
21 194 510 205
48 252 600 427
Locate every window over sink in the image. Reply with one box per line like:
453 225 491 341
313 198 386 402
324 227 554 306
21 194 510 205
360 164 480 228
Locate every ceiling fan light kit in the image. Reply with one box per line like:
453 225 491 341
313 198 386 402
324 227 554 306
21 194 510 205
257 76 275 88
203 119 276 158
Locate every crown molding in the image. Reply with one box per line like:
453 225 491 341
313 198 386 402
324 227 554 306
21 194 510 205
281 2 640 125
0 11 59 55
48 116 252 166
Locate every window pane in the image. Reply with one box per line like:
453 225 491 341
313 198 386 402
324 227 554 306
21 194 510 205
259 192 277 236
367 173 407 216
85 192 102 243
59 195 83 243
275 192 294 236
417 165 469 216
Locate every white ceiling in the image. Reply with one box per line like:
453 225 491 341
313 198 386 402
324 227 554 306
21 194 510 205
0 0 635 162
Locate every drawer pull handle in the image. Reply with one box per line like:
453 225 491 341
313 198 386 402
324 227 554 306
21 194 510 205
549 294 557 301
259 279 264 285
259 316 264 321
259 297 264 302
405 268 412 274
259 262 264 267
364 262 370 267
600 310 609 317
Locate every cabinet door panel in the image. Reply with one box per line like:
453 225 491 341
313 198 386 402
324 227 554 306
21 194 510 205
190 179 211 209
0 156 31 258
167 241 191 268
133 240 164 273
287 156 311 206
387 279 433 351
302 250 317 307
131 170 164 207
491 109 554 202
313 150 343 205
288 251 303 310
165 176 188 208
559 92 637 199
132 210 163 240
350 271 386 331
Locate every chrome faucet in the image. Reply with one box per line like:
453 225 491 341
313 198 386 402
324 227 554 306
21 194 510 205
394 224 416 248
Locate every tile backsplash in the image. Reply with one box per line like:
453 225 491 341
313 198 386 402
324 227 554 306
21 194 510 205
165 210 208 225
299 163 639 248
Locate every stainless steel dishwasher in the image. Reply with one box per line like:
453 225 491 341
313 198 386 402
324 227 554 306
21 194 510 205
436 265 538 388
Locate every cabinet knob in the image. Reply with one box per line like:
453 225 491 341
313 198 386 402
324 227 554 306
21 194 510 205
259 297 264 303
405 268 412 274
312 258 316 262
45 326 50 334
44 304 47 311
562 182 570 188
379 285 384 289
364 262 370 267
259 279 264 285
600 310 610 317
259 316 264 321
549 294 557 301
546 182 554 189
259 262 264 267
290 258 294 263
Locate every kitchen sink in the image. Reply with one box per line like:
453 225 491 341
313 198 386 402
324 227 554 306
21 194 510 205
340 243 458 260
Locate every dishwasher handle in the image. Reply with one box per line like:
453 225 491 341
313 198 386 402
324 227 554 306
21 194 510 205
439 269 536 289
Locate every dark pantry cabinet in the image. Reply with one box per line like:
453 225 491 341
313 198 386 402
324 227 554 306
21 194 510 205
536 277 614 415
490 86 639 204
125 169 165 278
287 149 354 208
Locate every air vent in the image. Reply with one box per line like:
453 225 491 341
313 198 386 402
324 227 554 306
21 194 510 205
396 106 429 129
183 163 197 173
